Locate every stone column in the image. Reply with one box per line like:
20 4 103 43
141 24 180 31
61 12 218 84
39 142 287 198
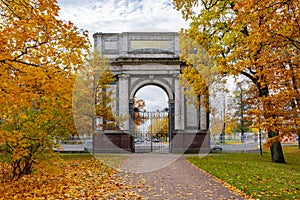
118 74 130 131
174 75 184 130
200 105 208 130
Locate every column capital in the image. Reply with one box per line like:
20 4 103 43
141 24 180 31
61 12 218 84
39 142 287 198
173 73 180 79
118 73 130 79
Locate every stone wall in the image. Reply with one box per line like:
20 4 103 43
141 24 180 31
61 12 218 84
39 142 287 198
93 130 132 153
172 130 210 153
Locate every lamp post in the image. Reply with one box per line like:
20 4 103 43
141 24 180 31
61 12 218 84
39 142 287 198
220 94 226 143
150 111 153 152
164 107 169 143
238 82 245 143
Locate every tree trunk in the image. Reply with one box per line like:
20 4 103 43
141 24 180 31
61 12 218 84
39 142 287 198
268 131 285 163
257 84 286 163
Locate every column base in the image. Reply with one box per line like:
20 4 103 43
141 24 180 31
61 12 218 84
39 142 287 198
92 130 132 153
171 130 210 153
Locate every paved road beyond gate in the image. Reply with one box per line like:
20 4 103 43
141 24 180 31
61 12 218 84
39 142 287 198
133 110 169 153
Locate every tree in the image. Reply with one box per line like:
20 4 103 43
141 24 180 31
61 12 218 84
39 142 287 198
95 70 117 130
73 51 127 133
224 114 238 136
209 92 228 137
210 117 223 136
148 115 169 141
179 33 228 137
133 97 147 126
178 33 225 111
228 80 256 138
173 0 299 163
0 0 89 180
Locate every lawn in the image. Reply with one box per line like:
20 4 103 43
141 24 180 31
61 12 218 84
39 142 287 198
186 146 300 200
0 154 140 199
61 153 127 169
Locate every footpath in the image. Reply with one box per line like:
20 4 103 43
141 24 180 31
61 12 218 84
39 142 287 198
115 154 247 200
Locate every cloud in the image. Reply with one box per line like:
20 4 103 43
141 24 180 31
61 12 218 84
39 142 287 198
57 0 189 35
135 86 169 111
57 0 186 109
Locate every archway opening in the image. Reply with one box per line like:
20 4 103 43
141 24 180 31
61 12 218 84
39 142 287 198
133 85 170 153
135 85 169 111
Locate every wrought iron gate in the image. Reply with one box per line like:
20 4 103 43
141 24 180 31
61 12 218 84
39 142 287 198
133 110 169 153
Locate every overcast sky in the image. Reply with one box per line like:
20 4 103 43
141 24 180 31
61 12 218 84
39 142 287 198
57 0 183 109
57 0 238 118
135 86 168 111
57 0 189 36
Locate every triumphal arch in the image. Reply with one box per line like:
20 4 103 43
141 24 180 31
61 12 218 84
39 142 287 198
92 32 209 153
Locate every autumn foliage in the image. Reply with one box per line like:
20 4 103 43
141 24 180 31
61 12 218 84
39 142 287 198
73 51 128 135
148 115 169 141
173 0 300 162
0 157 141 199
95 68 119 130
133 97 147 126
178 33 222 110
0 0 89 179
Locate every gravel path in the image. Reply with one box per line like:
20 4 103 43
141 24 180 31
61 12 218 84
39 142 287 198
115 154 246 200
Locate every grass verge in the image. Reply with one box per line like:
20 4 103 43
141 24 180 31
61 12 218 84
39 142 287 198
186 146 300 200
94 154 128 169
60 153 127 169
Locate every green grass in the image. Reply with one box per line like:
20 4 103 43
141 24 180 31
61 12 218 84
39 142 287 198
59 153 94 160
94 154 127 169
60 153 127 169
186 146 300 200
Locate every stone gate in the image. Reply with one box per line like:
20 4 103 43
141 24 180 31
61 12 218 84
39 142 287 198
92 32 210 153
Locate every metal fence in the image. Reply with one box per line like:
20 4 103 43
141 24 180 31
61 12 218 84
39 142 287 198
133 110 169 153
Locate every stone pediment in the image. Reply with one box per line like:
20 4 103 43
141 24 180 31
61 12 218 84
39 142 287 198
128 48 175 55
